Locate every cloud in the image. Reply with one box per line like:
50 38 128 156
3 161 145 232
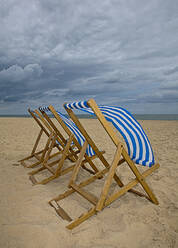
160 81 178 91
136 90 178 104
164 66 178 75
0 64 43 83
0 0 178 114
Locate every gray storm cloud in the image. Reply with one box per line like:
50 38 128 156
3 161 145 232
0 0 178 114
0 64 43 83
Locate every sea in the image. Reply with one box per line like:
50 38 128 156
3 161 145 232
0 114 178 120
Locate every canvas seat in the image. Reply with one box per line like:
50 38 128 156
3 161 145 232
49 99 160 229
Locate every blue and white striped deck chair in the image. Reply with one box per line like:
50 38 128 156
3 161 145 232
28 107 80 185
28 105 100 185
65 101 155 167
48 99 160 229
46 105 100 173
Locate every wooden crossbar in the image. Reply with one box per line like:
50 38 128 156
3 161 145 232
68 141 88 186
70 183 98 205
44 164 56 175
31 129 43 155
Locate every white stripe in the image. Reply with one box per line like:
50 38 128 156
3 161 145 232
76 102 80 109
81 101 86 108
71 103 75 109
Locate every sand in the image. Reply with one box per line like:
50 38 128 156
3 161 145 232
0 117 178 248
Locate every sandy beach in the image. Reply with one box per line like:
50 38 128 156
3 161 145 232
0 117 178 248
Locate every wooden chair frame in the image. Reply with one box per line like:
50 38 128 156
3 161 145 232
28 106 101 185
49 99 160 229
18 109 62 168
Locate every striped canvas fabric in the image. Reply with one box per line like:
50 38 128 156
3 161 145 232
64 101 155 167
39 106 95 157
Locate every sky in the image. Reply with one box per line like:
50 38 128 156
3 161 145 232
0 0 178 115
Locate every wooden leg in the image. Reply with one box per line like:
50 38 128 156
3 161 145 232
84 155 99 174
54 134 74 175
39 132 55 163
96 144 123 211
122 149 159 205
68 141 88 186
31 128 43 155
43 133 57 165
66 207 96 230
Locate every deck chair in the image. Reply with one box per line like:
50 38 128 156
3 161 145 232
19 109 63 168
28 106 101 185
49 99 160 229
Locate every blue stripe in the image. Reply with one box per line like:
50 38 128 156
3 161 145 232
73 102 78 109
83 101 89 108
78 102 84 109
56 111 95 157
